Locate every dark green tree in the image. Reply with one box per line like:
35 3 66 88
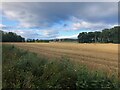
78 26 120 43
2 31 25 42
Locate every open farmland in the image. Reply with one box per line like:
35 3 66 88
7 42 118 75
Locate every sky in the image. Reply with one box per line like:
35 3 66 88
0 2 118 39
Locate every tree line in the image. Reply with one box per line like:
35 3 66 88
26 39 49 43
1 26 120 43
78 26 120 43
1 30 25 42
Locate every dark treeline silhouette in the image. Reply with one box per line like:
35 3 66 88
26 38 77 43
55 38 77 42
1 26 120 43
1 30 25 42
26 39 49 43
78 26 120 43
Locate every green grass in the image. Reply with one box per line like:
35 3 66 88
2 44 119 89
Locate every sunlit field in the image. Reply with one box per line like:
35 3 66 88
2 43 119 89
6 42 118 75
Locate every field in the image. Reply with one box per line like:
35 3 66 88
2 43 119 89
7 42 118 75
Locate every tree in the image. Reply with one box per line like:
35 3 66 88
2 31 25 42
78 26 120 43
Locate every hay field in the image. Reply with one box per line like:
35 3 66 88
7 42 118 74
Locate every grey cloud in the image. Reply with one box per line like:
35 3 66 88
2 0 119 2
2 2 118 39
2 2 118 28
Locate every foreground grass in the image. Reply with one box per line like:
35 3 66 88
2 44 119 89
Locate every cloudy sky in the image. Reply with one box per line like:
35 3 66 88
0 2 118 39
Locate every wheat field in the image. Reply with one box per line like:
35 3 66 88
6 42 118 75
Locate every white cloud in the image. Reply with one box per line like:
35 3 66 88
2 2 117 28
0 24 6 29
57 34 78 39
1 2 118 39
2 29 59 39
71 20 115 31
62 17 117 31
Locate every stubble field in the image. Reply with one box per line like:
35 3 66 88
7 42 118 75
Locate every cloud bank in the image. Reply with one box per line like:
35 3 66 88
1 2 118 39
